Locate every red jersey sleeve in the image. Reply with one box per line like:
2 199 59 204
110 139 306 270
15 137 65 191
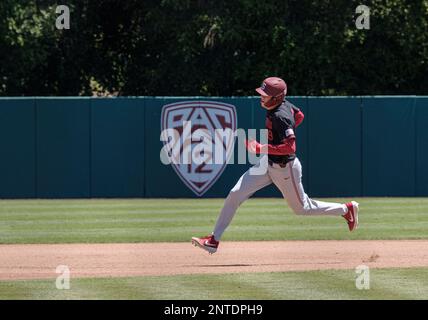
245 137 296 156
266 136 296 155
294 110 304 128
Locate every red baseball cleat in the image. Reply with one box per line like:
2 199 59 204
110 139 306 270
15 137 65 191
343 201 359 231
191 234 219 254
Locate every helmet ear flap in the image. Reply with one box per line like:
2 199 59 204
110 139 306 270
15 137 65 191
271 92 285 106
261 91 285 110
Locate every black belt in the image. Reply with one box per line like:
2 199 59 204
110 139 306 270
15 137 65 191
268 159 289 168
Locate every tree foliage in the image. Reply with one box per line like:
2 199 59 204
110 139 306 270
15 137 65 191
0 0 427 96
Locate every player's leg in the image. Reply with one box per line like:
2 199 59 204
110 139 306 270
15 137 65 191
269 158 358 230
212 164 272 240
192 157 273 253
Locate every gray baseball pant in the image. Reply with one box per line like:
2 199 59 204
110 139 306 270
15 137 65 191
213 156 347 240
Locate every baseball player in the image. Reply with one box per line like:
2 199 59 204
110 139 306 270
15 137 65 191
192 77 359 254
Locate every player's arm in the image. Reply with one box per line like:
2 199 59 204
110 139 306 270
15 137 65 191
292 106 304 128
245 136 295 155
265 136 296 155
294 110 304 127
245 116 296 155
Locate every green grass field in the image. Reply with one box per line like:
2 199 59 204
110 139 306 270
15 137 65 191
0 197 427 300
1 268 428 300
0 197 428 244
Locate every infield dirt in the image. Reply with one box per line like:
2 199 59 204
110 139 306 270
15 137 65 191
1 240 427 280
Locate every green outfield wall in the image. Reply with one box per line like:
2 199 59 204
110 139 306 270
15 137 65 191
0 96 426 198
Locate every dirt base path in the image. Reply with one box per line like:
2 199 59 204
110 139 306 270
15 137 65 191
1 240 428 280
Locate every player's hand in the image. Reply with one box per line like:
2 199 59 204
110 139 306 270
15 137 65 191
245 139 263 154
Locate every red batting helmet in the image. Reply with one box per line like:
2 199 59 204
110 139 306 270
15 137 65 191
255 77 287 109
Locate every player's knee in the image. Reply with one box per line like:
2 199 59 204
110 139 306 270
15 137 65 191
226 189 246 205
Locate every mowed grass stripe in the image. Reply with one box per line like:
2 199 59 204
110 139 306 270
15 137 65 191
1 197 427 210
1 197 427 204
0 198 428 243
1 267 427 300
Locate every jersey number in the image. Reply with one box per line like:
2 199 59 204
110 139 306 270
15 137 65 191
268 129 273 141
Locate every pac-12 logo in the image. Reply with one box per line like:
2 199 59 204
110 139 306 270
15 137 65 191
161 101 237 196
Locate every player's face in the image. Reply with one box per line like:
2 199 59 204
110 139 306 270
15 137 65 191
260 96 275 110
